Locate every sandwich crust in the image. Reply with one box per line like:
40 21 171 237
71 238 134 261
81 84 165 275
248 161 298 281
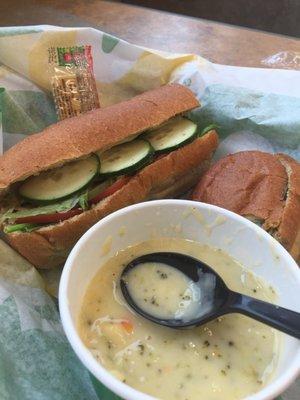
275 154 300 261
0 83 199 196
192 150 300 262
7 130 218 268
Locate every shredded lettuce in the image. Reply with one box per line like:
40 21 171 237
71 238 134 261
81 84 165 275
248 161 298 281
0 207 13 224
2 195 80 221
78 191 89 211
4 223 40 234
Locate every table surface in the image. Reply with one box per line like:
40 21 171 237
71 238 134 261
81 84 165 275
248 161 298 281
0 0 299 69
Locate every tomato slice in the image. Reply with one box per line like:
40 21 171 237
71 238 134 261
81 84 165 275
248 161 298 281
15 208 82 224
89 176 131 205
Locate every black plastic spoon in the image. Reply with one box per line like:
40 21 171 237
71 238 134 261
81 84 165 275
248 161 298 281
120 252 300 339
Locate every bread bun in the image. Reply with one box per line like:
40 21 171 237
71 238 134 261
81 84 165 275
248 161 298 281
0 83 199 197
7 131 218 268
192 151 300 261
0 84 220 268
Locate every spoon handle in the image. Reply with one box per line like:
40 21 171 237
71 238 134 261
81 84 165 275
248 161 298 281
227 291 300 339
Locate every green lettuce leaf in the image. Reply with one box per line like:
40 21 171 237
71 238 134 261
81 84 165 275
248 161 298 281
78 191 89 211
2 195 80 221
0 207 13 224
4 223 40 234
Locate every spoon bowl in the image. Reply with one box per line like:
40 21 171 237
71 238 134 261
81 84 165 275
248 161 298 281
121 252 300 338
121 252 229 328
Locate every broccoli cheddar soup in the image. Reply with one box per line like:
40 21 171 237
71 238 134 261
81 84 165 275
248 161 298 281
78 238 280 400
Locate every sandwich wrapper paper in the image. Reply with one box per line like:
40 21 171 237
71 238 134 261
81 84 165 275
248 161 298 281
0 25 299 400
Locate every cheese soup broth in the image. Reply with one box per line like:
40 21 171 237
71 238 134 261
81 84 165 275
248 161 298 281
124 262 216 321
78 238 279 400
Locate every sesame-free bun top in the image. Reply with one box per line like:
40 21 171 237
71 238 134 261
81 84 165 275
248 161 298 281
192 151 300 261
0 84 199 196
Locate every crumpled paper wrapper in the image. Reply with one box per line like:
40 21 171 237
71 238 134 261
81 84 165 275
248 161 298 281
0 25 299 400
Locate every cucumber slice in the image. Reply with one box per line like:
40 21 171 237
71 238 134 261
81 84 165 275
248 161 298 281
19 155 99 203
97 140 153 176
143 117 197 153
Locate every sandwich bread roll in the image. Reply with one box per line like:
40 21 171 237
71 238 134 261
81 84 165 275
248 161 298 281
0 84 219 268
192 151 300 262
